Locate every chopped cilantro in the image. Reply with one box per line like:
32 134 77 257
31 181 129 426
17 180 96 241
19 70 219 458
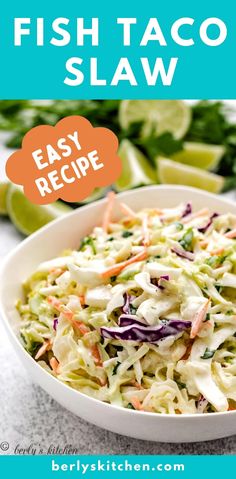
147 255 161 263
201 348 215 359
112 362 121 375
174 222 184 231
176 380 186 390
80 236 96 255
205 255 227 268
122 230 133 238
215 284 223 293
113 345 123 352
179 228 194 251
130 305 137 315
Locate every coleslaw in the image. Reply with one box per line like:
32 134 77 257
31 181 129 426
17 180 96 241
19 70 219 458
17 192 236 414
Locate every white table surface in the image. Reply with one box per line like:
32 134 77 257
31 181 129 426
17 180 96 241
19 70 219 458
0 126 236 456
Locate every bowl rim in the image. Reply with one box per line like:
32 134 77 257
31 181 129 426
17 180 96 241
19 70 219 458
1 184 236 420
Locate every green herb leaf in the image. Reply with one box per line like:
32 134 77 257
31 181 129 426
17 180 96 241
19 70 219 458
186 101 236 188
122 230 133 238
203 313 211 322
110 276 117 282
174 222 184 231
130 305 138 315
80 236 96 255
201 348 215 359
179 228 194 251
175 380 186 390
205 255 227 268
112 361 121 375
215 284 223 293
127 403 135 410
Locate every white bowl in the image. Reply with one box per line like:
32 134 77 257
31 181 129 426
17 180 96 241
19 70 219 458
0 185 236 443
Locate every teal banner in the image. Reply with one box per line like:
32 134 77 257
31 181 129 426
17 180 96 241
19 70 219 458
0 455 235 478
0 0 235 98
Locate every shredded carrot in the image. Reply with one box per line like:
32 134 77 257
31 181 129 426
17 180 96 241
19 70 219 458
130 396 143 410
199 240 209 248
91 344 102 366
50 357 60 374
47 296 89 334
131 380 144 390
210 247 225 256
79 295 85 306
47 296 74 319
64 316 89 335
142 214 150 247
190 299 211 339
181 340 194 360
228 406 236 411
49 268 63 276
182 208 209 224
152 208 163 216
102 191 116 233
119 202 136 218
202 228 236 244
47 296 62 310
71 319 90 336
62 309 74 320
101 249 148 278
35 339 51 360
99 378 108 386
225 228 236 239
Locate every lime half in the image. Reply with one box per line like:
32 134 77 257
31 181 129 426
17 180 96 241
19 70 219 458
7 185 72 235
114 139 156 192
157 158 224 194
171 142 225 170
119 100 191 139
0 182 9 215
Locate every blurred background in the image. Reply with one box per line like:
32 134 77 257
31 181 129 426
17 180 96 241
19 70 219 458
1 99 236 237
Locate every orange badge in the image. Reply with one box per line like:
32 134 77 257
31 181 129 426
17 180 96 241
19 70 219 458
6 115 122 205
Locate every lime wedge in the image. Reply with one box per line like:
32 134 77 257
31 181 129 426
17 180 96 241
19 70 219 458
171 142 225 170
6 185 72 235
76 187 108 205
119 100 191 139
157 158 224 194
0 182 9 216
114 139 156 192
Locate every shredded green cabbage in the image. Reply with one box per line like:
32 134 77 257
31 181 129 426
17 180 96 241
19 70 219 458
18 199 236 414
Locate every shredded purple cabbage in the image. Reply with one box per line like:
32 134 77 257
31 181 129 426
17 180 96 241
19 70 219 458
151 275 170 290
198 213 219 234
171 246 194 261
158 275 170 289
118 314 148 327
197 395 208 413
160 275 170 281
122 293 136 314
101 319 191 343
182 203 192 218
53 318 59 331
